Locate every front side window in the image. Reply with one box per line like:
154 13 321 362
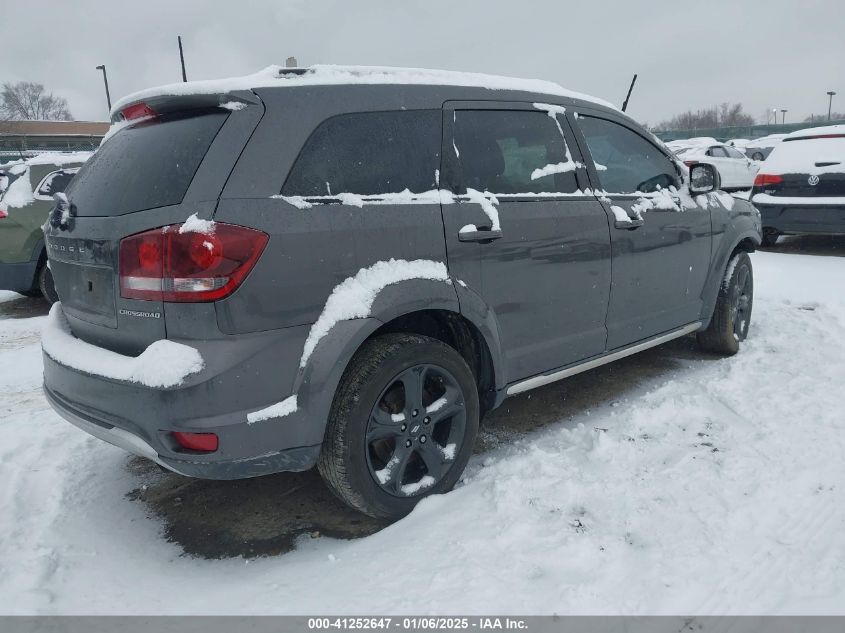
707 146 729 158
577 116 678 194
452 109 578 195
282 110 440 197
724 146 746 159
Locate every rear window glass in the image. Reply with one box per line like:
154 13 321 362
66 110 227 216
282 110 440 197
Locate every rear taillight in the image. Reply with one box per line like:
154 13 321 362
0 209 7 219
683 160 698 167
119 222 268 302
172 431 218 452
121 102 157 120
753 173 783 187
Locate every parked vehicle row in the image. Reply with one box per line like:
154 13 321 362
751 125 845 245
40 66 761 520
675 142 760 190
0 153 91 302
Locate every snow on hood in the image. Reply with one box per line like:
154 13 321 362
111 64 616 115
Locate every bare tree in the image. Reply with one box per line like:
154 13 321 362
0 82 73 121
657 102 754 131
804 112 845 122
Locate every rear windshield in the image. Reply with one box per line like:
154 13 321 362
66 110 227 216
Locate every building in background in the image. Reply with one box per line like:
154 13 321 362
0 120 108 161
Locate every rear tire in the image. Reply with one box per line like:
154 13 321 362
697 251 753 356
38 264 59 304
318 333 479 520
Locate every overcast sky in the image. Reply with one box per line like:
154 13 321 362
3 0 843 126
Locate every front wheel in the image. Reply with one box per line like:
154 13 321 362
697 251 754 356
318 333 479 520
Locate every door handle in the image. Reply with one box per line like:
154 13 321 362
614 217 644 230
458 226 503 243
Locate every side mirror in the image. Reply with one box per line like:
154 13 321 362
688 162 721 194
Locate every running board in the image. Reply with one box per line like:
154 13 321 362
506 321 702 396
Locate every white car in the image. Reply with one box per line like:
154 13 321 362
675 143 760 190
744 134 788 161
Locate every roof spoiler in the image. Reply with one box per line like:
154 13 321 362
110 90 261 123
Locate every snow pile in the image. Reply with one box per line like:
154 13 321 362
41 304 204 388
299 259 449 367
0 166 33 208
112 65 615 116
530 162 576 180
219 101 247 111
247 395 298 424
179 213 216 234
464 189 500 230
752 193 845 205
22 152 93 166
271 189 454 208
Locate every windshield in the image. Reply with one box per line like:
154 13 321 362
66 109 227 216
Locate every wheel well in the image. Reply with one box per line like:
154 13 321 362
370 310 496 414
733 237 756 255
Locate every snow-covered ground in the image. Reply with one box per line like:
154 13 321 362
0 250 843 615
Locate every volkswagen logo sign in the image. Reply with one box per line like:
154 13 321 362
808 175 820 186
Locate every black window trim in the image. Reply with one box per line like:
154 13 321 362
441 100 591 202
568 109 684 199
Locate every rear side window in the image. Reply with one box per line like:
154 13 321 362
67 110 227 216
577 116 678 194
282 110 440 196
36 169 78 197
452 110 578 194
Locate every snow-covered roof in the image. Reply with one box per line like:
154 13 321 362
111 64 616 115
784 124 845 139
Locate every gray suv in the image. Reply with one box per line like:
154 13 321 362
42 66 761 519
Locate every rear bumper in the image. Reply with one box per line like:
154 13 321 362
0 259 38 293
42 311 326 479
44 384 320 478
758 203 845 235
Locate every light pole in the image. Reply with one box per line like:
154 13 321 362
95 65 111 113
772 108 778 125
828 91 837 120
780 109 787 125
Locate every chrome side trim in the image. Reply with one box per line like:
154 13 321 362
506 322 702 396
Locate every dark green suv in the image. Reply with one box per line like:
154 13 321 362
0 153 90 301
